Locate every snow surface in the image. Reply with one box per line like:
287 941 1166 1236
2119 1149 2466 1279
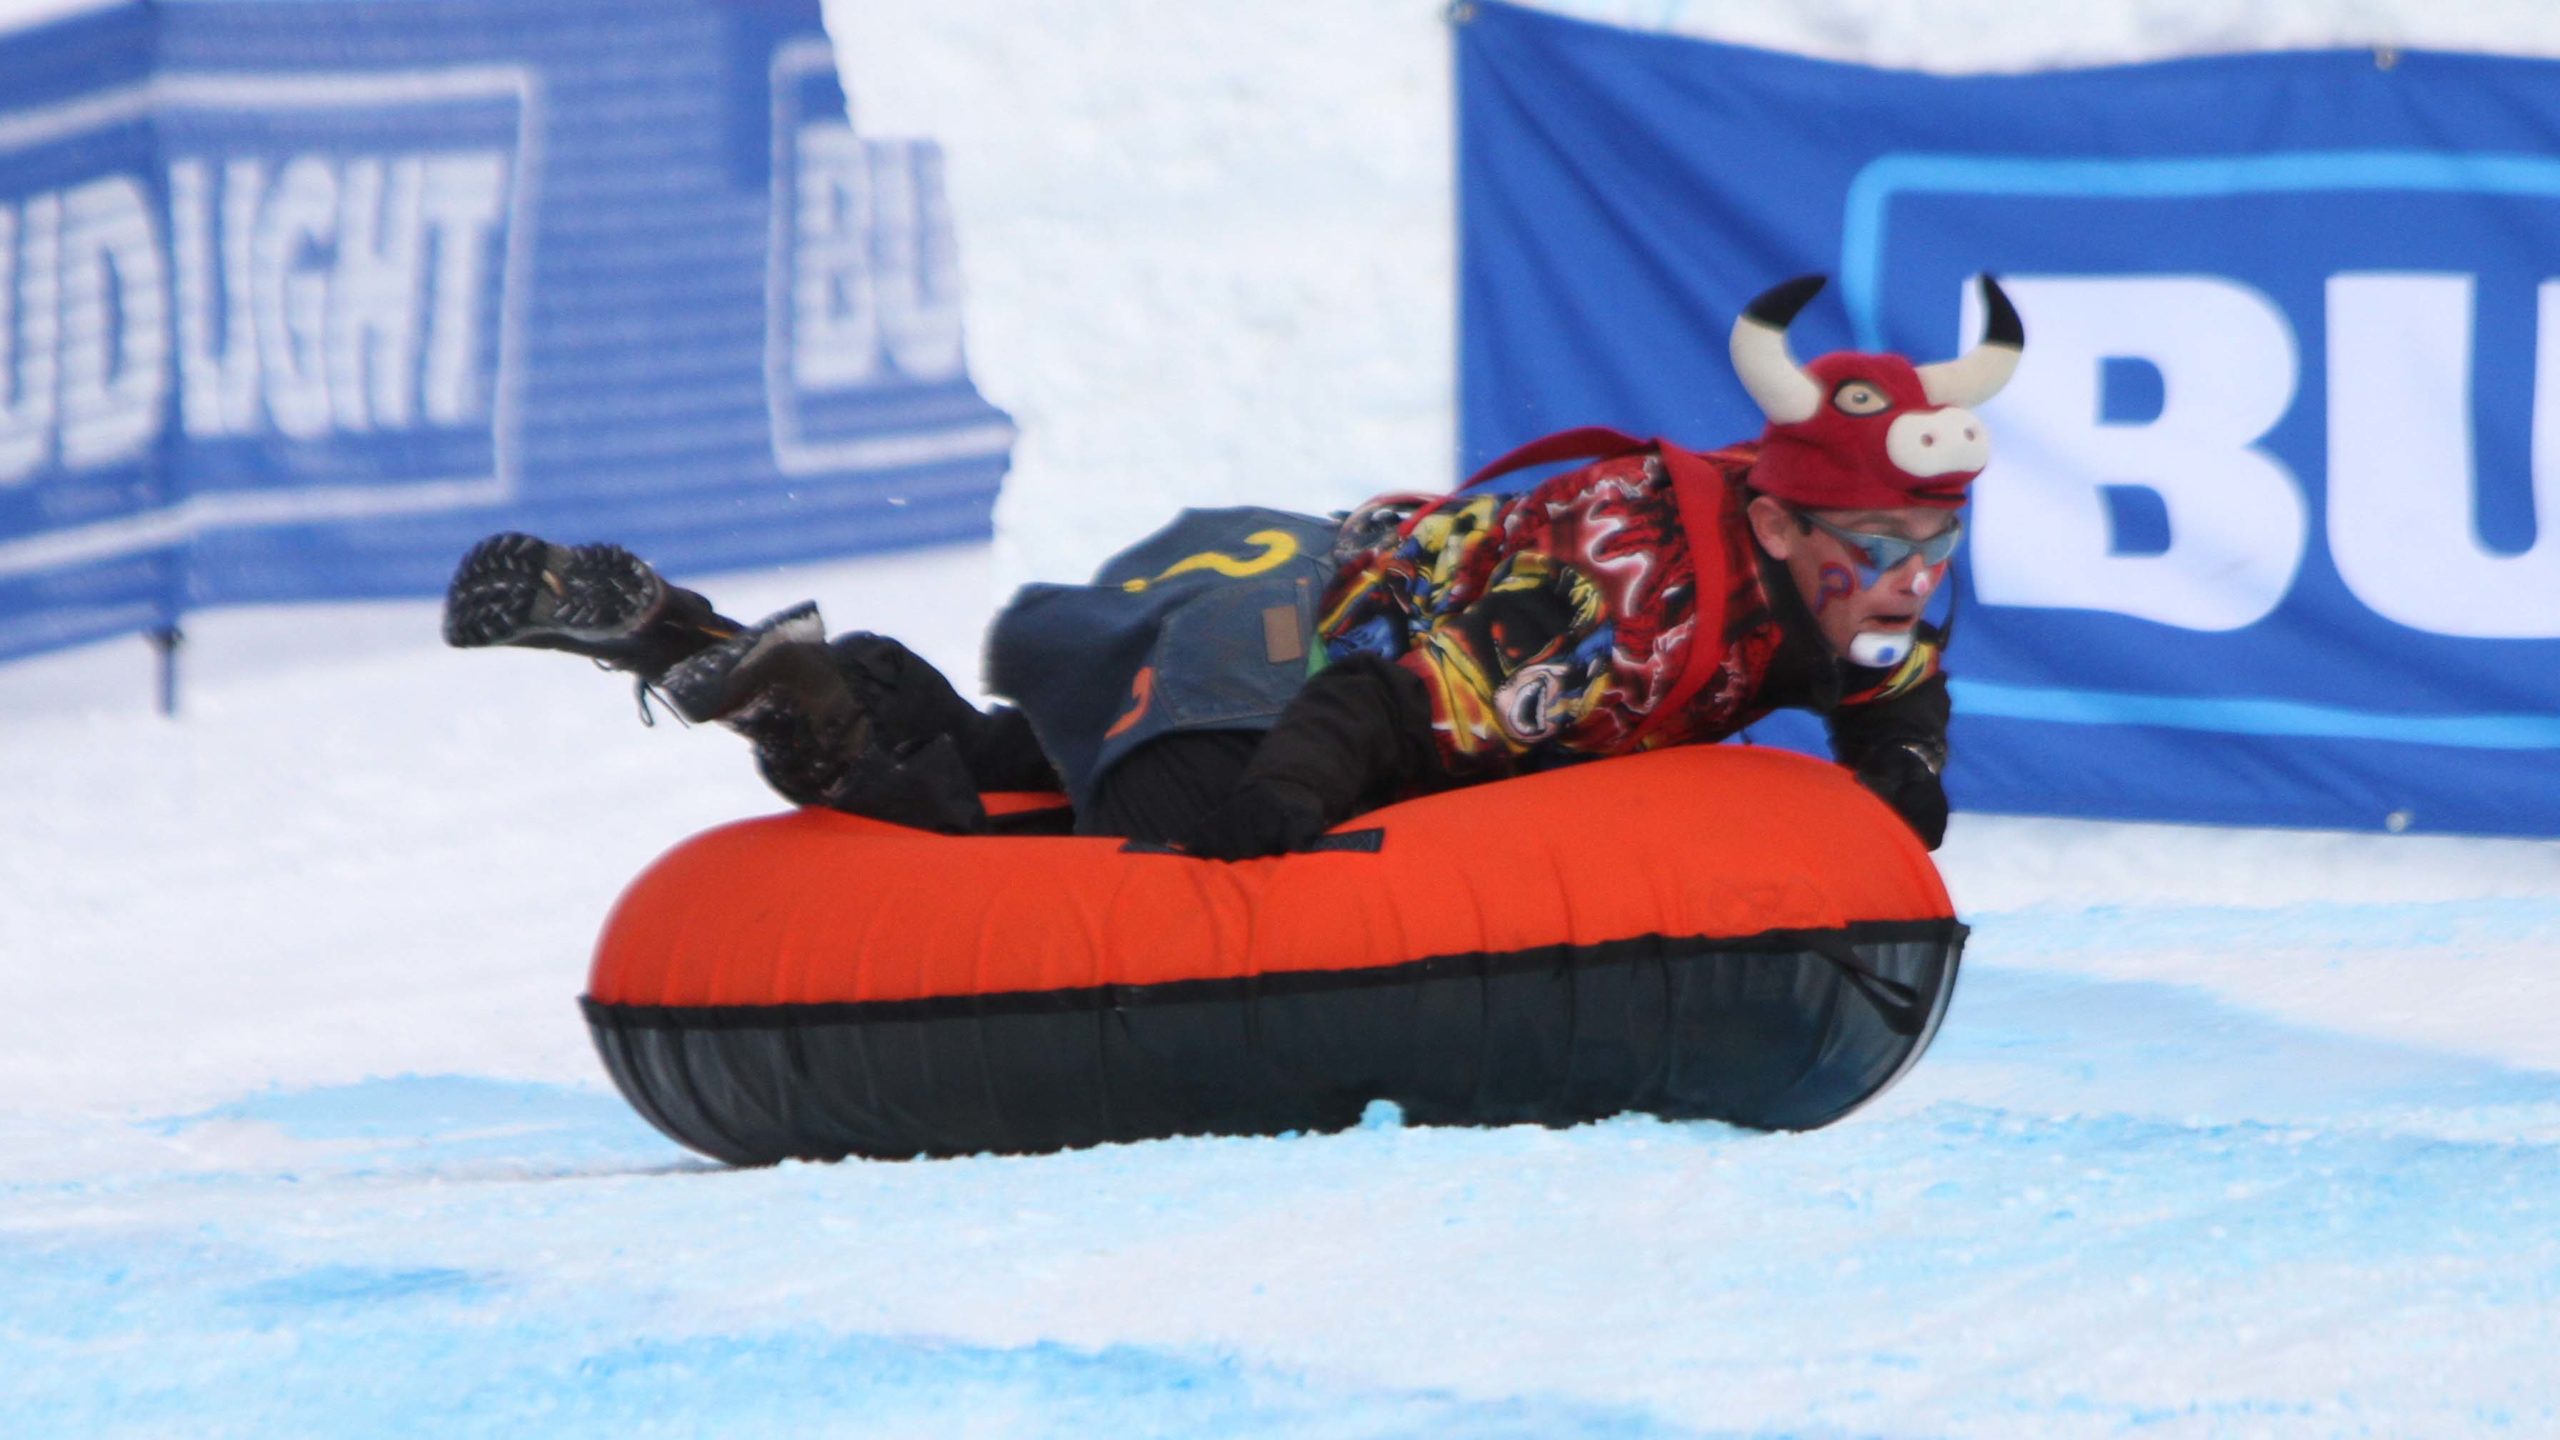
10 557 2560 1439
9 1 2560 1435
9 557 2560 1438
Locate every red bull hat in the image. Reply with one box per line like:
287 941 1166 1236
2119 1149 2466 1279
1730 274 2024 512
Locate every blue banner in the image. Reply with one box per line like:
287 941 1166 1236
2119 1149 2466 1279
1458 2 2560 837
0 0 1012 663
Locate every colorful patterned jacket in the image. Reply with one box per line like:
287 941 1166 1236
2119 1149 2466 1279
1311 428 1946 784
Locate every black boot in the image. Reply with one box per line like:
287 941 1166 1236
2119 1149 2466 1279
655 602 840 725
659 603 989 833
442 532 735 678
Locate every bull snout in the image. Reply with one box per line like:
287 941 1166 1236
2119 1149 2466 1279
1886 406 1990 479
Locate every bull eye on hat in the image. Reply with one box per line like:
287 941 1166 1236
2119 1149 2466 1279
1730 273 2025 512
1833 381 1890 415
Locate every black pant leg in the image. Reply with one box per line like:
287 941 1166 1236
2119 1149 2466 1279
1076 731 1259 843
825 633 1062 792
966 706 1068 793
726 631 1048 836
807 633 1254 841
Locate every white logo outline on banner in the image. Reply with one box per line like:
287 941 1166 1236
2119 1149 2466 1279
763 37 1014 478
1837 149 2560 748
0 65 542 582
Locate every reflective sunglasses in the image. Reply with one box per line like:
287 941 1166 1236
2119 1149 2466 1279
1796 509 1964 580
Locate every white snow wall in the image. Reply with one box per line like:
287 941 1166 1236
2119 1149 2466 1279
825 0 2560 599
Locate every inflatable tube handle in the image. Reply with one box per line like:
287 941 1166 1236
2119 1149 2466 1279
1803 930 1929 1037
1121 827 1386 857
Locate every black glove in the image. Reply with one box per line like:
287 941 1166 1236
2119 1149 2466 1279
1174 779 1329 860
1855 742 1949 850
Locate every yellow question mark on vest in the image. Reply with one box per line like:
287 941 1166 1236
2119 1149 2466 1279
1119 529 1301 593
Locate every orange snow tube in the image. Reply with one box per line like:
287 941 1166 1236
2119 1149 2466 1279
583 745 1964 1164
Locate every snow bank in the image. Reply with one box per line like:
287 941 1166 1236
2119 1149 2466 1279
824 0 2560 597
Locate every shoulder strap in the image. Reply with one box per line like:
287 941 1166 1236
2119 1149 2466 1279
1410 429 1761 745
1460 426 1651 490
1631 441 1757 742
1395 427 1654 542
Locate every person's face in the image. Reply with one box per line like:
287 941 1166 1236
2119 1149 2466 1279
1747 496 1958 662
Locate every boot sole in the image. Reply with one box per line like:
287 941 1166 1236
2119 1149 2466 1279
443 533 667 649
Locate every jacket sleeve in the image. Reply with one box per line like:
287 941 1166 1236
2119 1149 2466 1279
1827 666 1949 771
1826 665 1952 849
1240 653 1448 829
1167 654 1447 860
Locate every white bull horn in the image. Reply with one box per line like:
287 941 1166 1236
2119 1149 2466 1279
1729 274 1828 425
1916 275 2025 408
